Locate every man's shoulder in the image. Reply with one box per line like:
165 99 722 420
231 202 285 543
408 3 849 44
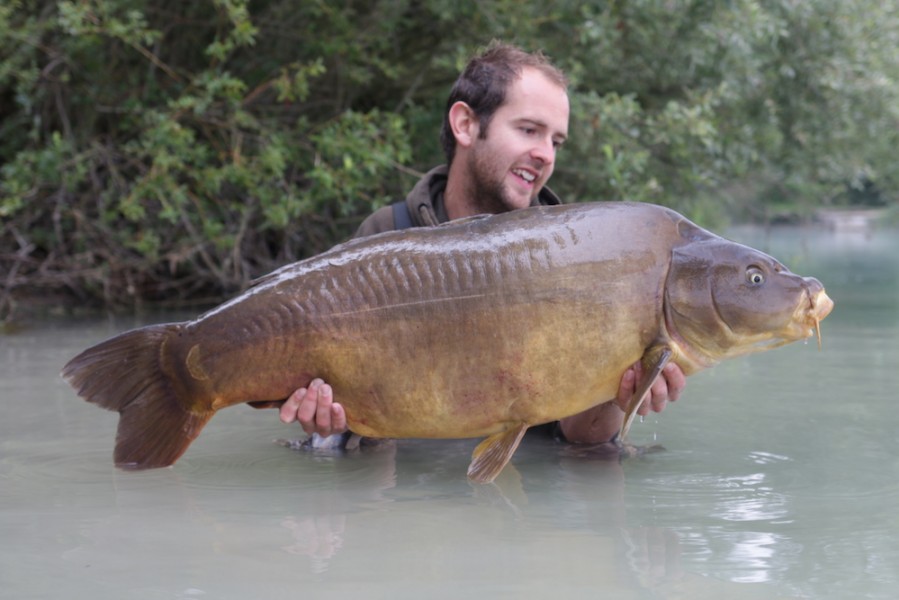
354 205 397 238
353 166 447 238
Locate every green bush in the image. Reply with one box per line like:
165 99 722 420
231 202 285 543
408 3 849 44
1 0 897 320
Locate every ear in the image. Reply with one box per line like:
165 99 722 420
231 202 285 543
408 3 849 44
447 101 479 149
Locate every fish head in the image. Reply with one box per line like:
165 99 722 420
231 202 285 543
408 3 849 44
664 239 834 368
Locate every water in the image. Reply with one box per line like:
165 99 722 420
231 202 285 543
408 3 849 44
2 225 897 599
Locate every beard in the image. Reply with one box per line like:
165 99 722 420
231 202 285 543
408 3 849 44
466 143 539 214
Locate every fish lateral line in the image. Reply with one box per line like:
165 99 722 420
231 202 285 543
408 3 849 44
321 290 502 318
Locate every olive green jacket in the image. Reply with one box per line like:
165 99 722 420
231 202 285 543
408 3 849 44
354 165 563 238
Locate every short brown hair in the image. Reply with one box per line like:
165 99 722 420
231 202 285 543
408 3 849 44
440 41 568 164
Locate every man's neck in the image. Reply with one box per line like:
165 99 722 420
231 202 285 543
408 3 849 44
443 166 474 220
445 161 496 220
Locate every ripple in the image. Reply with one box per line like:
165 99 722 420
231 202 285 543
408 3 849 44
169 436 401 494
1 441 116 488
747 450 793 465
0 430 398 506
638 471 790 523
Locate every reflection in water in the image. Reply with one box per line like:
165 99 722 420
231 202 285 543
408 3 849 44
725 531 780 584
3 224 899 599
281 514 345 571
248 434 805 597
278 442 398 573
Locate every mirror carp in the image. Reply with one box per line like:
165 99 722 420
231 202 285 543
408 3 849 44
62 202 834 483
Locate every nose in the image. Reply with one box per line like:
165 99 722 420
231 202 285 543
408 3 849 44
530 136 556 166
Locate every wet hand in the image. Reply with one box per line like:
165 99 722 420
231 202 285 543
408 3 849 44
617 362 686 416
280 378 348 436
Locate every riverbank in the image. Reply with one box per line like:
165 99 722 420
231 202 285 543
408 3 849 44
815 207 890 233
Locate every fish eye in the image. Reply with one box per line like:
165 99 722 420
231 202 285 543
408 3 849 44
746 267 765 285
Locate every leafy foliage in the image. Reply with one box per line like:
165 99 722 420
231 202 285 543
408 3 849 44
1 0 897 318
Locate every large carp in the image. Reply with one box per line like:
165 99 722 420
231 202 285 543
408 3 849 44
62 202 833 483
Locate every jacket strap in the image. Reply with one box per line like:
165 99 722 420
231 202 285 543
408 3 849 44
391 200 415 230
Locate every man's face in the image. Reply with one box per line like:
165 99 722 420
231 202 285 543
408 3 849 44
467 67 570 213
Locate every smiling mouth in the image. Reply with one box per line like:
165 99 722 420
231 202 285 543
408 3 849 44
512 168 537 184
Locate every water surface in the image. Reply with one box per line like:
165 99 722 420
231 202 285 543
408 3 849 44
2 225 897 599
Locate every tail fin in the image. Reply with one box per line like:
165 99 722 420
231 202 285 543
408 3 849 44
61 323 214 469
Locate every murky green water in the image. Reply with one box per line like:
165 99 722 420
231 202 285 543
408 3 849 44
2 225 897 599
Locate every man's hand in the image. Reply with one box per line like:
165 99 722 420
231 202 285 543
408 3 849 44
280 378 347 437
617 361 686 416
558 362 686 444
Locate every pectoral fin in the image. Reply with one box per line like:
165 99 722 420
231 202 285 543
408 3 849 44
467 423 529 484
619 346 673 443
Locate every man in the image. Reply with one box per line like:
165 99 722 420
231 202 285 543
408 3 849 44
280 42 685 447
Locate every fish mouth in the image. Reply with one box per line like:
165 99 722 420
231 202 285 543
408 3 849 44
734 285 834 357
806 287 834 349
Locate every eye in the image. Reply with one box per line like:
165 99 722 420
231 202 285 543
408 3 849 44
746 267 765 285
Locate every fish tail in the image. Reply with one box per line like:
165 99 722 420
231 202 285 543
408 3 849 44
61 323 214 469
